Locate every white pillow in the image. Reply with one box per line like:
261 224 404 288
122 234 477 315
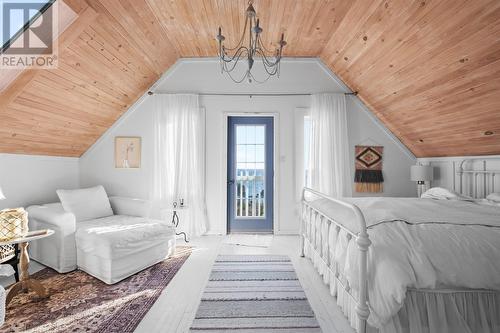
486 192 500 203
57 185 113 222
421 187 473 201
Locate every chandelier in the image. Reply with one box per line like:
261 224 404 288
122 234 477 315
216 1 287 83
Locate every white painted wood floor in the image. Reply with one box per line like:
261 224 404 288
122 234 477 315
0 235 355 333
134 235 356 333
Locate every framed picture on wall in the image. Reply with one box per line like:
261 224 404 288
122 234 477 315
115 136 141 168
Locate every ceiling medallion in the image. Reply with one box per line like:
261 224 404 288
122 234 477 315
216 0 287 83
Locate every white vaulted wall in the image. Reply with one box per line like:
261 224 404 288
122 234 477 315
0 154 79 209
79 58 416 234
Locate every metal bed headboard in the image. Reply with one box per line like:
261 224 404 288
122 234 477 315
454 158 500 198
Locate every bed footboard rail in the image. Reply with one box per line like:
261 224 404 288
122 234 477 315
300 187 371 333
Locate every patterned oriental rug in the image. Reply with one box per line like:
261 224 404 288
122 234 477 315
1 246 192 333
190 255 322 332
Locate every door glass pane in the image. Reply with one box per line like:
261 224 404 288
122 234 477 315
235 124 266 218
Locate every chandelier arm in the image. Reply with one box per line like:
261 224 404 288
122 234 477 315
225 68 250 83
256 33 276 55
220 46 249 64
221 49 250 73
255 48 281 67
262 61 279 76
259 54 280 76
223 15 249 52
247 69 272 84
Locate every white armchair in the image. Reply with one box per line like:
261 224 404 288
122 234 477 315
27 196 155 274
27 203 77 273
108 196 152 218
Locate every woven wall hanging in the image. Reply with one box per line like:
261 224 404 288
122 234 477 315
354 145 384 193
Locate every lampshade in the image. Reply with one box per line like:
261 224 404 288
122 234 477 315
0 187 5 200
411 165 434 182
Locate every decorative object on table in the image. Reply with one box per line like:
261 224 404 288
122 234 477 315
0 246 191 332
215 0 286 83
0 207 28 241
115 136 141 168
2 229 54 306
411 164 434 197
354 145 384 193
191 255 321 332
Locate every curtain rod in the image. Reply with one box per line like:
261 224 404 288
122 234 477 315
147 91 358 97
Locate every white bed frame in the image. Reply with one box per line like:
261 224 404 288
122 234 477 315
300 157 500 333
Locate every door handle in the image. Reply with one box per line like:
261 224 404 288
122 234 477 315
227 179 235 185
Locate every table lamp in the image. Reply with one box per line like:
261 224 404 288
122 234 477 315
411 165 433 197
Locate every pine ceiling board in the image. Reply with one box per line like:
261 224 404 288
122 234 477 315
380 60 500 120
0 135 87 156
84 25 156 82
56 59 133 102
5 103 106 135
66 39 146 96
0 0 499 157
0 0 179 156
329 0 427 80
38 70 130 108
13 95 111 129
369 16 500 110
147 0 348 57
1 116 99 141
63 0 89 14
321 0 500 156
26 80 118 117
87 0 178 73
361 2 500 105
35 70 129 109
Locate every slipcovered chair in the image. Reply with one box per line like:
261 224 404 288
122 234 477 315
27 186 176 284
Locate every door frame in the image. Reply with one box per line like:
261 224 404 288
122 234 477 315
221 112 280 235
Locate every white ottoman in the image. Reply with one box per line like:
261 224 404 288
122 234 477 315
75 215 176 284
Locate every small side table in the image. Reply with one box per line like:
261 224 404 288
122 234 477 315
0 229 54 305
161 207 189 243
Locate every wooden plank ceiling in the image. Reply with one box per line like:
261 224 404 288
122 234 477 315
0 0 499 157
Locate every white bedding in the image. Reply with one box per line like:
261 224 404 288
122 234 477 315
307 197 500 329
75 215 175 259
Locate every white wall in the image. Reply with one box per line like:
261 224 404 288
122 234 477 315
347 97 416 197
80 58 416 234
0 154 79 209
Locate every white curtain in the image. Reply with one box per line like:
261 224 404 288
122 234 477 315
307 93 352 197
153 94 207 237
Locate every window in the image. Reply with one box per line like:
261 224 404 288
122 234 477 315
235 125 266 217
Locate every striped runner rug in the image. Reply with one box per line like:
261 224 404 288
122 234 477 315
190 255 322 332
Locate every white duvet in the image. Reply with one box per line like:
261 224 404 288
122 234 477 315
309 197 500 328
